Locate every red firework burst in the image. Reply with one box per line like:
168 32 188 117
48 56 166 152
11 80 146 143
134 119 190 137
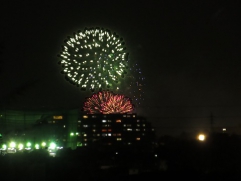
83 91 134 114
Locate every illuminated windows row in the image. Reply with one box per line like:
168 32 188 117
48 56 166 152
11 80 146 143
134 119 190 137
102 129 112 132
123 124 145 127
82 133 122 137
83 114 136 119
102 120 112 123
116 137 140 141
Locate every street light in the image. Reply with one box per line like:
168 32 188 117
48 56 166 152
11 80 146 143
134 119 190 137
197 134 206 141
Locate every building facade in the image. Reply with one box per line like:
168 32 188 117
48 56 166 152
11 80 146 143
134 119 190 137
76 113 156 149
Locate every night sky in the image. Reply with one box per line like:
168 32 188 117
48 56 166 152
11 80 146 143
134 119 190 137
1 0 241 137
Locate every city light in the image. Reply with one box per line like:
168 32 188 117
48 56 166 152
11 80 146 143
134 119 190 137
9 141 16 148
41 142 47 147
197 134 206 141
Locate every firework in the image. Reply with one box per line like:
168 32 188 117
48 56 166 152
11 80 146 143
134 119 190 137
83 91 134 114
58 27 129 91
127 62 145 107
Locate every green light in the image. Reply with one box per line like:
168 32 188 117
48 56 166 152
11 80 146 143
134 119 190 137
10 142 16 148
41 142 46 147
49 142 56 149
77 142 82 147
2 144 7 150
18 143 24 150
70 132 74 136
26 142 31 147
35 144 40 149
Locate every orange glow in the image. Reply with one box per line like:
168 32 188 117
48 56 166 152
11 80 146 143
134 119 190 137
53 116 63 119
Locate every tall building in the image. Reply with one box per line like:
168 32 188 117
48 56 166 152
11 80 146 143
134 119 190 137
76 113 156 149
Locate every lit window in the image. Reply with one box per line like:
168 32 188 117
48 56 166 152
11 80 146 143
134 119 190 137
136 129 140 131
123 124 126 127
83 125 88 127
102 133 107 136
63 125 66 128
108 129 112 132
116 120 121 123
92 129 96 132
83 115 88 118
108 120 112 122
137 119 140 122
78 120 81 123
83 134 87 137
102 129 107 132
84 143 87 146
143 129 146 131
137 124 140 127
123 115 126 117
127 128 132 131
53 115 63 119
128 142 131 145
92 115 96 118
117 138 122 141
136 137 141 140
97 134 100 136
143 124 145 127
108 133 111 136
117 133 121 136
84 139 87 141
53 121 55 123
102 120 106 123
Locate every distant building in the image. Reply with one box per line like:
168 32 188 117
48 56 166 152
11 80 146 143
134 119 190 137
76 113 156 149
0 109 156 150
0 108 79 149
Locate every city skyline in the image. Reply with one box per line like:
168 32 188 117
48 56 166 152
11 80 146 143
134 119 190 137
1 1 241 136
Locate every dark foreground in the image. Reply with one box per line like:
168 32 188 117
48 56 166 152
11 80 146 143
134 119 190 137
1 133 241 180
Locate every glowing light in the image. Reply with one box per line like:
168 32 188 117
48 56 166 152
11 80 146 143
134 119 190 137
9 142 16 148
58 27 129 91
41 142 46 147
26 142 31 147
197 134 206 141
83 90 134 114
18 144 24 150
35 144 40 149
2 144 7 150
49 142 56 149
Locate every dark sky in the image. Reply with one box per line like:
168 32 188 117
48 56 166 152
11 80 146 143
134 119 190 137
1 0 241 137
